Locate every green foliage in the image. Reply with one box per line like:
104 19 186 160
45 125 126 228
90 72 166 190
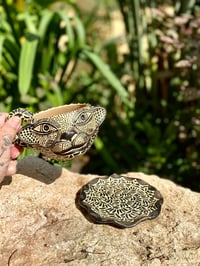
109 0 200 191
0 0 200 192
0 0 128 111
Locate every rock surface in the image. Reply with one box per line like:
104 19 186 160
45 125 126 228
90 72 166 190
0 156 200 266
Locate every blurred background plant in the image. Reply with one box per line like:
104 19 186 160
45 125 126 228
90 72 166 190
0 0 200 191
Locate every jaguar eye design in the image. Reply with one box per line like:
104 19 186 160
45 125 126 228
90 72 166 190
80 114 86 121
33 121 59 134
74 111 92 125
43 124 50 132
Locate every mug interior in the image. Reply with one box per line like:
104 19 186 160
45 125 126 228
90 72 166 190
33 103 89 119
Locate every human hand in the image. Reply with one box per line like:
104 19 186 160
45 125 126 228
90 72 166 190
0 113 23 183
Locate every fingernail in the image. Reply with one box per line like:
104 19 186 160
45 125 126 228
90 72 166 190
7 116 21 129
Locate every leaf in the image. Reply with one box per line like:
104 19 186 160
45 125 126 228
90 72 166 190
82 49 129 103
18 33 39 95
38 10 54 42
37 10 55 71
0 36 19 69
57 10 75 51
0 36 5 65
73 15 86 48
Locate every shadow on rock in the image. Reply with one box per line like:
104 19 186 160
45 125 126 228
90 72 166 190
16 156 62 184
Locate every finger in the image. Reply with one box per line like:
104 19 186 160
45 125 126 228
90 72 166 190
0 117 21 150
6 160 17 176
0 158 9 182
2 116 21 140
0 113 6 129
0 116 21 182
10 145 24 159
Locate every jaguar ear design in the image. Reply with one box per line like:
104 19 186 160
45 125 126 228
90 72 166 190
7 108 34 123
92 106 107 126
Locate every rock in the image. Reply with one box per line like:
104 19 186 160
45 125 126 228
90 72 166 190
0 156 199 265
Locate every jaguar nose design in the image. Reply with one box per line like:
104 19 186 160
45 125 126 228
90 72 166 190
60 130 76 141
